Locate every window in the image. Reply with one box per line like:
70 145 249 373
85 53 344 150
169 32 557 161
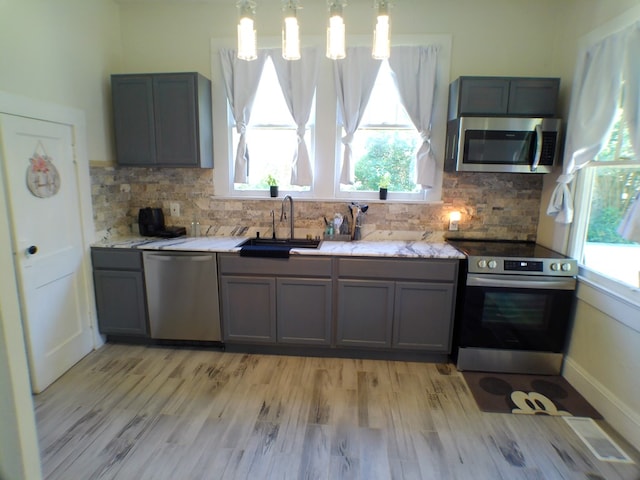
339 61 422 199
232 57 314 195
574 105 640 288
212 35 451 201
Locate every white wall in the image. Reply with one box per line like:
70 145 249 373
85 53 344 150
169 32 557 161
0 2 121 478
0 0 122 163
536 1 640 452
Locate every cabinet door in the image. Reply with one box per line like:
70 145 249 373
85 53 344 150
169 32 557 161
458 78 510 115
277 278 332 345
336 279 394 348
93 270 148 336
153 74 199 167
392 282 454 352
220 276 276 343
111 75 156 166
508 78 559 116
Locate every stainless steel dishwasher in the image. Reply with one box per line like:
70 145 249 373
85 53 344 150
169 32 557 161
143 251 221 341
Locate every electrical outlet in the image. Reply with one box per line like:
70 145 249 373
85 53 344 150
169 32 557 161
169 202 180 217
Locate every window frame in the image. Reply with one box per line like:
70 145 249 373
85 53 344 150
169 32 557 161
569 135 640 304
210 34 452 203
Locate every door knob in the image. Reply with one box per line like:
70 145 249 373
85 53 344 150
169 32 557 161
26 245 38 255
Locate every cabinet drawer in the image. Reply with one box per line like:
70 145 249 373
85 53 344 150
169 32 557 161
91 248 143 270
218 254 332 277
338 257 457 282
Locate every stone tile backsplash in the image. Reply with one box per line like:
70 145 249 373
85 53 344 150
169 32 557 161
90 166 543 242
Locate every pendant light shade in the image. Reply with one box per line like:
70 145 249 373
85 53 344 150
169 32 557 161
326 1 346 60
372 0 390 59
282 0 301 60
237 0 257 61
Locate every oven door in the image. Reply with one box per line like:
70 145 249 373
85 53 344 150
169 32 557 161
458 274 576 352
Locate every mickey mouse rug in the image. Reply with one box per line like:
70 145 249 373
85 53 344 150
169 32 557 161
462 371 602 418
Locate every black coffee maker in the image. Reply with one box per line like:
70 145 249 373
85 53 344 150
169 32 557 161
138 208 186 238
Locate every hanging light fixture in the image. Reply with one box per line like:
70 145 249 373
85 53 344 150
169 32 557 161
326 0 346 60
372 0 390 59
237 0 257 61
282 0 301 60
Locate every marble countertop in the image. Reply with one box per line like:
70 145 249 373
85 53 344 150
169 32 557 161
93 236 465 259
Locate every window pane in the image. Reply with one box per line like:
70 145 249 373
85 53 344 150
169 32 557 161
582 111 640 287
251 58 294 126
345 129 420 192
232 56 313 192
233 129 311 192
340 60 421 194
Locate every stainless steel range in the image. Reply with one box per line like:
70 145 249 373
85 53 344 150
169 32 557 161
448 239 577 375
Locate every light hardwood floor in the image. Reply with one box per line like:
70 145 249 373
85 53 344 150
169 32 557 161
33 344 640 480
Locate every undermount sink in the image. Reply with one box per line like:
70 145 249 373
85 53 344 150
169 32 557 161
237 237 321 249
237 237 321 258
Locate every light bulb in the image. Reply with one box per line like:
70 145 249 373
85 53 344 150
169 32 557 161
282 10 300 60
372 13 390 59
326 2 345 59
237 2 257 61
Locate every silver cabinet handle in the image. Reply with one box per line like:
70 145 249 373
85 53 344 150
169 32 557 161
531 124 543 172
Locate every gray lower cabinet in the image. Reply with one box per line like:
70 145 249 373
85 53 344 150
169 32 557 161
218 255 333 345
336 257 458 352
277 278 332 345
336 280 394 348
91 248 148 336
220 276 276 343
393 281 455 352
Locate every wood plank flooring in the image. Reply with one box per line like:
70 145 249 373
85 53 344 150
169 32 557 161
33 344 640 479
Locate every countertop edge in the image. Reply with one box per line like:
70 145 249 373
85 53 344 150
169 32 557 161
91 236 466 260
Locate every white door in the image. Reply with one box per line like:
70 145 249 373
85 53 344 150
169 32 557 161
0 113 94 394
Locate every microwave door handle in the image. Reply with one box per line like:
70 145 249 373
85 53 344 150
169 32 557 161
531 123 543 172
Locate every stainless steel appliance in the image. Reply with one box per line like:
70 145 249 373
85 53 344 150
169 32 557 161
445 117 561 173
143 251 221 341
448 239 577 375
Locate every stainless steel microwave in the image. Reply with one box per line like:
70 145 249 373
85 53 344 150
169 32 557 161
444 117 562 173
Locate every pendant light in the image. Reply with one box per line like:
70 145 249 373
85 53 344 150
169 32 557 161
237 0 257 61
326 0 346 60
372 0 390 59
282 0 301 60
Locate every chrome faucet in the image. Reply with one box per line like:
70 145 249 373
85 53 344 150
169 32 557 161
280 195 294 239
270 210 276 239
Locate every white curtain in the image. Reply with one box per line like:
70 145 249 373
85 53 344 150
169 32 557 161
333 47 382 184
388 45 439 189
270 47 320 187
618 22 640 242
219 49 268 183
546 31 626 223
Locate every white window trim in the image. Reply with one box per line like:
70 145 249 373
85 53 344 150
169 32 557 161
565 6 640 308
210 34 451 202
569 162 640 307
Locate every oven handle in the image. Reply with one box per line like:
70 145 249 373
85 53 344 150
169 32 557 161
467 273 576 290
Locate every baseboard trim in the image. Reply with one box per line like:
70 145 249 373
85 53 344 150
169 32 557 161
563 356 640 451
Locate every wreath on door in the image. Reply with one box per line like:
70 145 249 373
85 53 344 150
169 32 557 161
26 141 60 198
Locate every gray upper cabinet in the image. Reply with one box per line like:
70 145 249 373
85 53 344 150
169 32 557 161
449 76 560 119
91 248 148 337
111 72 213 168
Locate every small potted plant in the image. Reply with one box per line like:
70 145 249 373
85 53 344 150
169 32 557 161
266 174 278 197
379 172 391 200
